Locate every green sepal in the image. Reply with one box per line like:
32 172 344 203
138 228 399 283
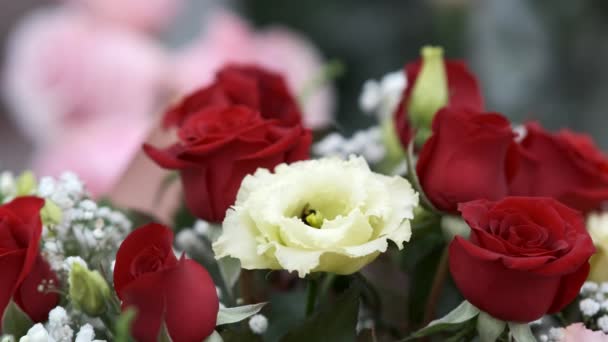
508 322 536 342
1 300 33 338
477 311 506 342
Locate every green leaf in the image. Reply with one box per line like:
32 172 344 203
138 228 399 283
204 330 224 342
477 311 506 342
279 285 360 342
217 303 267 326
508 322 536 342
1 300 33 337
217 257 241 294
407 301 479 339
114 308 136 342
264 288 307 342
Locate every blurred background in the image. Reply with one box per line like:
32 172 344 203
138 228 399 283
1 0 607 184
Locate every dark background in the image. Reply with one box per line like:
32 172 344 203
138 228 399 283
3 0 608 170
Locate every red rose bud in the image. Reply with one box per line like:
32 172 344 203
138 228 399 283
393 48 484 147
0 197 59 323
509 122 608 213
416 108 517 213
163 64 304 129
114 224 219 342
144 105 311 222
450 197 595 322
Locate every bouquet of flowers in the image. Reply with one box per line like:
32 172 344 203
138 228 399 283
1 42 608 342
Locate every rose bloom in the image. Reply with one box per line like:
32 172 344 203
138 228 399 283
3 7 169 197
416 108 516 213
145 65 312 223
64 0 184 33
0 197 59 323
213 156 419 277
509 122 608 213
174 11 335 130
164 65 304 129
450 197 595 322
393 57 483 146
114 224 219 342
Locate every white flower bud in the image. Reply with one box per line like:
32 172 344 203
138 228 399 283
248 314 268 335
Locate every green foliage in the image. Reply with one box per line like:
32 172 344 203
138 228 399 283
405 301 479 340
1 301 33 338
279 285 360 342
217 303 267 326
114 308 136 342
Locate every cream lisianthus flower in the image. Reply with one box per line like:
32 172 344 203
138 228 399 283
588 212 608 281
213 156 418 277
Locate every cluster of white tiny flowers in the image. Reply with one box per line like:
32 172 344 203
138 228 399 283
37 173 131 272
359 70 406 120
175 220 222 261
577 281 608 333
14 320 105 342
46 307 73 342
313 127 386 164
538 327 566 342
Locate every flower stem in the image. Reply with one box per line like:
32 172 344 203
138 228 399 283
306 276 320 317
423 245 450 325
240 269 255 304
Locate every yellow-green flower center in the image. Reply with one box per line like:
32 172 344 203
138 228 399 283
301 204 325 229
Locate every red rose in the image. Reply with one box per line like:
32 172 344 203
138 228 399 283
114 223 219 342
394 59 484 146
164 65 303 129
0 197 59 323
416 108 517 212
144 105 311 222
450 197 595 322
509 123 608 213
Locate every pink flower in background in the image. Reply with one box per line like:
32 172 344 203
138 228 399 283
32 117 152 196
3 7 169 196
174 11 335 130
560 323 608 342
63 0 184 33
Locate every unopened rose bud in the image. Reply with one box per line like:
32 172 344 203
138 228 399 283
68 263 110 316
15 171 36 196
407 46 448 140
40 200 63 226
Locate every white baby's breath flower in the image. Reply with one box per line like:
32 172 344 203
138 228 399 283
580 298 601 316
313 127 386 164
599 315 608 333
63 256 88 272
74 324 95 342
548 327 564 341
581 281 599 295
359 70 406 120
48 306 69 326
19 324 55 342
213 156 418 277
248 314 268 335
46 306 73 342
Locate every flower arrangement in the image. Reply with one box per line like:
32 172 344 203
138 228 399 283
1 41 608 342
